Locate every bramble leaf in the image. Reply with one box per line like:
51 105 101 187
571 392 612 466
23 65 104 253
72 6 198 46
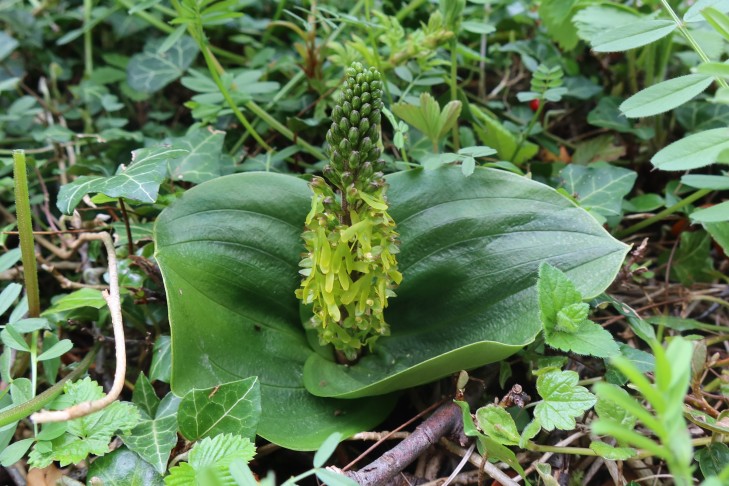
534 370 596 431
165 434 255 486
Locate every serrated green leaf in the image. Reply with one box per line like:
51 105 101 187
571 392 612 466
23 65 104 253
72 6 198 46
57 146 188 214
534 370 596 431
589 441 636 460
620 74 713 118
538 263 583 334
177 377 261 441
519 418 541 448
167 125 225 183
546 319 620 358
475 405 520 445
559 163 637 219
127 36 199 93
591 20 676 52
165 434 255 486
88 447 165 486
651 127 729 170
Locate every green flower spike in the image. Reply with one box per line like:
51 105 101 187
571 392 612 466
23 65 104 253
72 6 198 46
296 63 402 363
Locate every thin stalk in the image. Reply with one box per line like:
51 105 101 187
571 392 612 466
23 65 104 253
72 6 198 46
661 0 729 89
84 0 94 77
245 101 325 160
509 98 545 162
396 0 427 22
0 349 97 428
615 188 711 239
449 37 460 151
527 442 599 456
13 150 40 318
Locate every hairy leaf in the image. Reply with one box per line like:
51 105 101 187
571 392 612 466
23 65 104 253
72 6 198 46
534 370 596 431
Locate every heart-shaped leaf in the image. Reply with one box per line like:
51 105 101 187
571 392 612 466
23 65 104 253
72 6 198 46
154 172 397 451
304 168 628 398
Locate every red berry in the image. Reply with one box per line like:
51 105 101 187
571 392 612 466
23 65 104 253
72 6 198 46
529 99 540 111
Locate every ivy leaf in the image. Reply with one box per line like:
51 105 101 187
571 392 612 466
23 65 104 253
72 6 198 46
127 36 199 93
165 434 256 486
589 441 636 460
87 447 165 486
132 373 160 418
475 405 520 445
166 125 225 184
122 404 179 474
178 377 261 441
697 443 729 478
559 163 637 220
534 370 596 431
57 146 188 214
28 378 140 469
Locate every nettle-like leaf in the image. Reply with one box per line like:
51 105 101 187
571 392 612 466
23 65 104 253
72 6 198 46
127 35 199 93
154 167 628 449
534 370 596 431
165 434 255 486
475 405 520 446
177 377 261 441
28 378 140 469
57 146 188 214
538 263 619 358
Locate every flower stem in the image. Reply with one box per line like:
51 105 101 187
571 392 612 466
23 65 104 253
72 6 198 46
615 188 711 239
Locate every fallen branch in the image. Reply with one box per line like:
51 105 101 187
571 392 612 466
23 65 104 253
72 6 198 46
31 232 126 423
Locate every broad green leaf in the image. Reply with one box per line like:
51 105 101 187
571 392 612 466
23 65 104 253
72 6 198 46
589 441 636 460
471 106 539 164
591 20 676 52
305 168 627 398
534 370 596 431
155 168 626 446
391 93 461 145
56 146 188 214
127 36 199 93
42 288 106 314
475 405 520 445
88 447 165 486
177 377 261 441
619 74 713 118
167 125 225 183
154 174 397 450
651 128 729 170
559 163 637 219
149 335 172 383
690 200 729 222
682 174 729 190
538 263 583 334
695 61 729 78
